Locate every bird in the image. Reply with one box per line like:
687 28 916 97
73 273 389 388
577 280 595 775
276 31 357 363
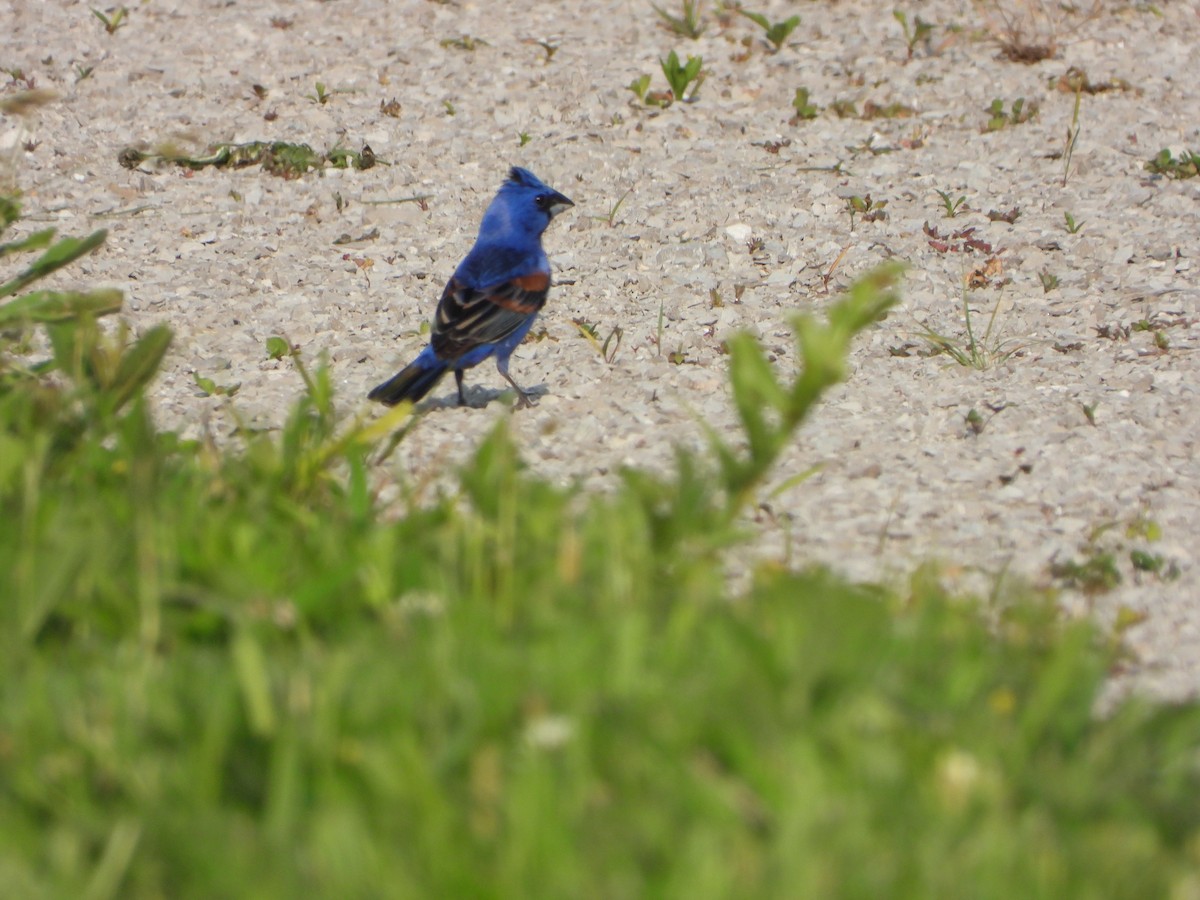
368 166 574 409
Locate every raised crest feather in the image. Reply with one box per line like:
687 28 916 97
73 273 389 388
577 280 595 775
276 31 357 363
508 166 537 186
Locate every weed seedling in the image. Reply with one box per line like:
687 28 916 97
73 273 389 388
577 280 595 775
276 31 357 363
861 100 916 120
573 319 599 343
1039 271 1059 293
1050 550 1121 594
739 10 801 52
1061 83 1082 185
1 67 35 89
590 188 632 227
1130 550 1165 574
987 207 1021 223
602 326 624 364
1081 401 1098 425
1063 211 1084 234
74 64 95 83
440 35 489 50
893 9 934 60
791 87 819 121
193 371 240 398
830 99 858 119
660 51 703 102
847 194 888 229
266 336 291 361
525 39 559 63
919 283 1018 370
654 0 705 38
1145 148 1200 179
308 82 331 105
91 5 128 34
985 97 1037 131
936 189 967 218
443 99 456 116
518 132 532 147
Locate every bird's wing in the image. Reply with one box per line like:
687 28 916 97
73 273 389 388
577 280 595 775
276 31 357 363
430 271 550 359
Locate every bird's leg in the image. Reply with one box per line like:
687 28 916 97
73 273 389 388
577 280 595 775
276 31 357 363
500 371 535 409
454 369 466 406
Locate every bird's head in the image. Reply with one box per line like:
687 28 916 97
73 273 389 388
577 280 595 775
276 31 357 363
478 167 574 244
503 166 574 220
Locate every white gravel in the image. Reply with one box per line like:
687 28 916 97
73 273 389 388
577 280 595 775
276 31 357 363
5 0 1198 699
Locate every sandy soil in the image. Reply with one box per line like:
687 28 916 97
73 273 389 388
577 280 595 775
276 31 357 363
3 0 1198 698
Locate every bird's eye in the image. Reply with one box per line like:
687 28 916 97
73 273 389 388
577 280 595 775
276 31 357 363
535 194 550 210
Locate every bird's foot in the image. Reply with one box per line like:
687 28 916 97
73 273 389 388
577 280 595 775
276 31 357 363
501 372 536 409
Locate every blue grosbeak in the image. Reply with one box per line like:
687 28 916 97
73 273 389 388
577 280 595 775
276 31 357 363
368 167 574 408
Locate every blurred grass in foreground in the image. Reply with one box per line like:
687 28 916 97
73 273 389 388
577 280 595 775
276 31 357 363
2 199 1200 899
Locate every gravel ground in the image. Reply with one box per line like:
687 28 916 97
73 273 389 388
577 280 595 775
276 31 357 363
4 0 1198 699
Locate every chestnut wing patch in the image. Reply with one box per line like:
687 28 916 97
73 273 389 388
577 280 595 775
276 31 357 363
431 273 550 359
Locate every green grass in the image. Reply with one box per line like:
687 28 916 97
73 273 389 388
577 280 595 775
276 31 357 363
3 202 1200 898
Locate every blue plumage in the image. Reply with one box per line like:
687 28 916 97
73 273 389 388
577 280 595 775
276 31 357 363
368 167 574 408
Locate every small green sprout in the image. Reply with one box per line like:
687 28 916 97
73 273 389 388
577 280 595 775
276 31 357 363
518 132 532 147
660 50 703 102
628 74 652 103
308 82 331 105
918 288 1018 370
528 39 558 62
936 190 967 218
656 299 665 356
265 336 290 361
965 408 986 435
91 6 128 34
573 318 600 341
193 371 240 398
893 9 934 60
1039 271 1059 293
589 188 632 227
602 326 623 364
985 97 1037 131
791 87 819 120
1051 551 1121 594
653 0 705 39
1062 81 1082 185
1145 148 1200 179
847 194 887 229
1130 550 1165 574
860 100 916 120
1063 211 1084 234
830 99 858 118
740 9 801 52
443 99 456 116
440 35 489 51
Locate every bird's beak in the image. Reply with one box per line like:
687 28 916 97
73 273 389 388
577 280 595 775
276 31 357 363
547 191 574 218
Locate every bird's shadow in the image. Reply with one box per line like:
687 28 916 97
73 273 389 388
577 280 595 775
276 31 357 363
421 383 549 411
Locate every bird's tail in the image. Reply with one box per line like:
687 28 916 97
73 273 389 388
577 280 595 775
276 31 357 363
367 357 448 406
